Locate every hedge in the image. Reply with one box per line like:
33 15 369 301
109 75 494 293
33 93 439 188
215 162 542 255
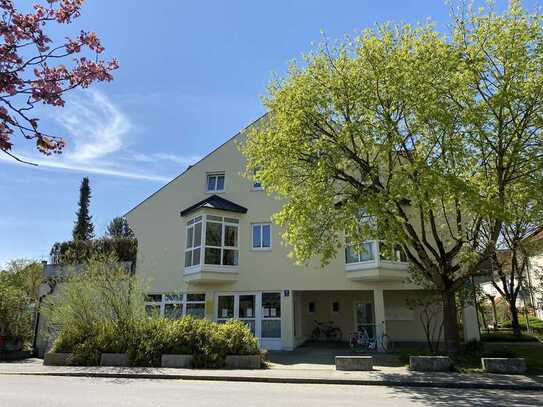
50 316 260 368
50 238 137 265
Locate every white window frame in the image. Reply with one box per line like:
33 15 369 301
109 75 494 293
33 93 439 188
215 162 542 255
206 172 225 193
345 239 376 264
144 293 206 318
204 215 239 266
185 216 203 268
251 223 272 251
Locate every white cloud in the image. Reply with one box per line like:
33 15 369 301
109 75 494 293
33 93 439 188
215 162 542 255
57 89 130 162
0 90 197 183
0 153 171 182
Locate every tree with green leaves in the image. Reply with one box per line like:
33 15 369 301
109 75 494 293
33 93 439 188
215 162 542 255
73 177 95 241
243 1 543 353
3 259 43 303
0 273 32 346
486 185 543 336
105 217 135 239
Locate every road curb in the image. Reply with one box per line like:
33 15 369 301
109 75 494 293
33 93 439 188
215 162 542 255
2 371 542 391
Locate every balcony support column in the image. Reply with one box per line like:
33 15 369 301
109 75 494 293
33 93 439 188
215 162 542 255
373 288 386 352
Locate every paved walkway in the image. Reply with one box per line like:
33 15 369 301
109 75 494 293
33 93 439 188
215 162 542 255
1 358 542 391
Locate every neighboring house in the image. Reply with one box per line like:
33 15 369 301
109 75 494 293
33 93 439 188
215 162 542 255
125 115 479 351
480 228 543 323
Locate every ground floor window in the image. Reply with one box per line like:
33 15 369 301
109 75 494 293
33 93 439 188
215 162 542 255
261 292 281 338
145 293 206 319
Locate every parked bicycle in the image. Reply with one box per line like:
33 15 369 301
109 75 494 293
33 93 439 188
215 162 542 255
349 329 393 352
311 320 343 341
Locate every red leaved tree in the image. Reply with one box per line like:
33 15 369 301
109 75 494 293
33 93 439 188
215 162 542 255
0 0 118 161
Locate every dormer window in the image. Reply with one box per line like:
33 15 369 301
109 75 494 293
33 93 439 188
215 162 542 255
207 172 225 192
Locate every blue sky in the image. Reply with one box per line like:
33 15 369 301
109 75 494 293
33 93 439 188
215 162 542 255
0 0 535 267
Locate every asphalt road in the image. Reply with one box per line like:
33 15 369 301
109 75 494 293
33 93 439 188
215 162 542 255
0 375 541 407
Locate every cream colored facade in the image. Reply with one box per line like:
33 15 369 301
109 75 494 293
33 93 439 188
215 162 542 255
126 118 479 351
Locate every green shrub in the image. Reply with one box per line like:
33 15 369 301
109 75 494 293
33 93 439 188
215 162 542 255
50 315 261 368
128 318 170 367
502 317 543 330
481 332 539 342
483 348 518 359
463 339 484 355
220 320 259 355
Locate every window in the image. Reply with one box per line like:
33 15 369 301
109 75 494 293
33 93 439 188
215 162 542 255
262 292 281 338
380 242 408 262
217 295 235 319
308 302 316 313
145 293 206 319
345 240 375 264
252 168 263 190
252 223 271 250
204 216 239 266
185 216 202 268
164 294 183 319
206 173 225 192
332 301 340 313
186 293 206 318
185 215 239 269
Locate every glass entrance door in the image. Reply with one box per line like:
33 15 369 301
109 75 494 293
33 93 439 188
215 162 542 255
355 302 375 339
238 294 256 335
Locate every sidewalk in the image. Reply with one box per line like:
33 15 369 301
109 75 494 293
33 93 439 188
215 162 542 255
1 359 542 391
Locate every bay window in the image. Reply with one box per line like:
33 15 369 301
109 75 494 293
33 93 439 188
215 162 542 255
185 214 240 269
345 239 375 264
185 216 202 267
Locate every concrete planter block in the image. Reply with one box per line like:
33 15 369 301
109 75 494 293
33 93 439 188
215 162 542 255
482 358 527 374
100 353 129 367
335 356 373 371
44 352 76 366
161 354 193 368
225 355 261 369
409 356 452 372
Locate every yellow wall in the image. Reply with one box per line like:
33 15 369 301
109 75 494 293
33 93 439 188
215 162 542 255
126 129 418 295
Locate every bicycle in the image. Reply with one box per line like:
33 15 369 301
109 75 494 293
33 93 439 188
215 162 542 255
311 320 343 341
349 329 376 352
350 329 394 353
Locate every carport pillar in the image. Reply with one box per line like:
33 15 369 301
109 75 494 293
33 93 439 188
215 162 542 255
373 288 386 352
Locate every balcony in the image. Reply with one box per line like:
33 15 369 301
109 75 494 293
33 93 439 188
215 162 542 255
345 240 409 281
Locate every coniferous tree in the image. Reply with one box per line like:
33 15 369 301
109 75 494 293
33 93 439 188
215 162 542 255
72 177 95 241
105 217 135 239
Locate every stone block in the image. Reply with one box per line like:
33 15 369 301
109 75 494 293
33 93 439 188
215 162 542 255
224 355 261 369
482 358 527 374
409 356 452 372
43 352 76 366
100 353 129 367
161 354 193 368
335 356 373 371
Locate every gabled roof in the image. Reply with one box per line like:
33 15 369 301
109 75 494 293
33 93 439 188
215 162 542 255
124 113 268 218
180 195 248 217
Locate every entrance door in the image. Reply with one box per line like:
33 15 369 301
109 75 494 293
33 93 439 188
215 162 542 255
238 294 256 335
354 302 375 338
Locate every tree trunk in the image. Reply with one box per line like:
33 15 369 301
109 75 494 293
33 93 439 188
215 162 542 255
490 298 498 329
441 291 460 354
510 302 521 337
